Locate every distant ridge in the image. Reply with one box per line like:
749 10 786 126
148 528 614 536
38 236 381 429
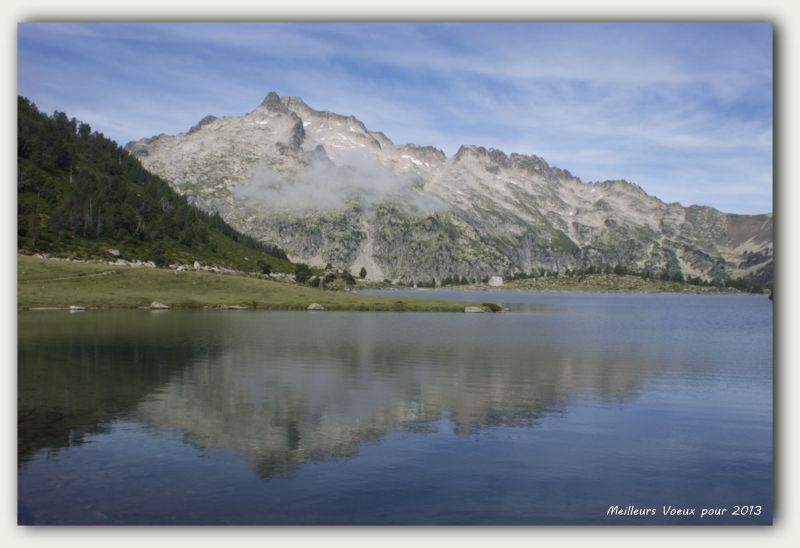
125 92 773 288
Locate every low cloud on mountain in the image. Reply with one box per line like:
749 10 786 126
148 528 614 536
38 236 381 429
234 150 448 213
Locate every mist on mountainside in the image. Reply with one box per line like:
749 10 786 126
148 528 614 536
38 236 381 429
234 150 448 213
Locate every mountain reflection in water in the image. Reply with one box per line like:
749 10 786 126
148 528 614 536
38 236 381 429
18 293 772 524
20 308 643 477
136 329 643 478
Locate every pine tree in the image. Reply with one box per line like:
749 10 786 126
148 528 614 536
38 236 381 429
294 263 312 284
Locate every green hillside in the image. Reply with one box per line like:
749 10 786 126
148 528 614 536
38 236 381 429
17 96 292 273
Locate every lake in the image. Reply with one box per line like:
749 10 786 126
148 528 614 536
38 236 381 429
17 292 773 525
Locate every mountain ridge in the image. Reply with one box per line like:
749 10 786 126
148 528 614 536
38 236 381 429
126 91 773 287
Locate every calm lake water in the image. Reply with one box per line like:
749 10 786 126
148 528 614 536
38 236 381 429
18 292 772 525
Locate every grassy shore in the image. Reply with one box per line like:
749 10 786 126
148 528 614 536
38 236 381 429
17 254 478 312
477 274 744 294
361 274 748 294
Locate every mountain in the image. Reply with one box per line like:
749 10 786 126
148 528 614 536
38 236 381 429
17 96 292 273
125 91 773 287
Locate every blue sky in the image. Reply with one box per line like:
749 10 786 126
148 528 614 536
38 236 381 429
17 22 772 214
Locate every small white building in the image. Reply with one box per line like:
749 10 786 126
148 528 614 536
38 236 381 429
488 276 504 287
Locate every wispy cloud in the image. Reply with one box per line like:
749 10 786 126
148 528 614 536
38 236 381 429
17 22 772 214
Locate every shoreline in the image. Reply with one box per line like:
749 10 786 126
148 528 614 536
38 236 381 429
358 286 759 297
355 276 754 296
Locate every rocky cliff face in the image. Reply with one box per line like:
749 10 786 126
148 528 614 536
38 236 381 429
126 92 773 284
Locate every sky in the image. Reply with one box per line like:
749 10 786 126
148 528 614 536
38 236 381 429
17 22 773 214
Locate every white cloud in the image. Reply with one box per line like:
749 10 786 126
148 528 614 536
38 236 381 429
234 150 447 213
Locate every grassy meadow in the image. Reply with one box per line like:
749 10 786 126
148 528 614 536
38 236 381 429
17 254 478 312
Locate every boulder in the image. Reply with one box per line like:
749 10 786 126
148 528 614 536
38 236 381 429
488 276 504 287
149 301 170 310
307 303 325 311
464 306 485 313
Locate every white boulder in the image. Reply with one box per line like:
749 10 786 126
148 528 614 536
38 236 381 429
488 276 504 287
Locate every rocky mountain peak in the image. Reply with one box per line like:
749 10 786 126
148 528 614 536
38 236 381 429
398 144 446 165
370 131 394 149
188 115 218 134
452 145 510 165
260 91 288 112
281 95 311 111
487 148 510 167
452 144 485 162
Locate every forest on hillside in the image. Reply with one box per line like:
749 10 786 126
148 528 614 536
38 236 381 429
17 96 289 271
